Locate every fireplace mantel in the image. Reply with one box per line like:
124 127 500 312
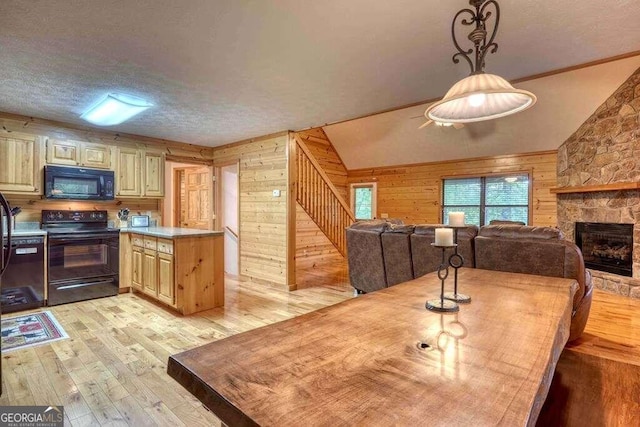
550 182 640 194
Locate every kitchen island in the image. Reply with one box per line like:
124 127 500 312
120 227 225 314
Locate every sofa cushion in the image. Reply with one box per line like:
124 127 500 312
346 228 387 293
382 232 414 286
349 219 390 233
478 224 564 240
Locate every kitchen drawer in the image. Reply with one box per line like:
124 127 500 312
144 237 157 250
131 235 144 247
157 239 173 255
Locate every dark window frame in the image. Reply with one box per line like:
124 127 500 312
441 173 531 226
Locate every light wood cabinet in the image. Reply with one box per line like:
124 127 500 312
157 251 174 305
116 147 142 197
0 133 44 194
80 142 111 169
46 139 79 166
120 232 224 314
132 246 143 290
143 151 165 197
116 148 164 198
143 249 158 296
47 139 111 169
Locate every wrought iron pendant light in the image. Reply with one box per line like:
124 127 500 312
424 0 536 124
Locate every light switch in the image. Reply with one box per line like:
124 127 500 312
272 189 281 197
380 213 389 218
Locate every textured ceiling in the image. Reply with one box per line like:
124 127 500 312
1 0 639 148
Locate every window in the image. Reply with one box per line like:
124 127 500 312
442 174 530 226
350 183 377 220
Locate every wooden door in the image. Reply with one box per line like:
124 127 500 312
132 246 144 290
142 249 158 296
116 147 141 196
143 152 165 197
46 139 80 166
180 167 212 230
81 142 111 169
0 133 43 194
157 252 175 306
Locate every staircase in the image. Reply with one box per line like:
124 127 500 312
293 133 354 256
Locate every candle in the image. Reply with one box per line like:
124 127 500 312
435 228 454 246
448 211 465 227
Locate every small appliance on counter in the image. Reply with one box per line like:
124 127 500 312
129 215 150 227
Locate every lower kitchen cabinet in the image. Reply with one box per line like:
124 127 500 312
120 231 224 314
157 252 174 305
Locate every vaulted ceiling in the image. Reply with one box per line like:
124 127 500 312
1 1 639 160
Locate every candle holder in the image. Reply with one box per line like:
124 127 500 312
443 227 471 304
426 243 459 313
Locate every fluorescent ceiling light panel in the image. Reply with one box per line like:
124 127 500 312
80 93 153 126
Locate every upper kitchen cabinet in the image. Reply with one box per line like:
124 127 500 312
116 147 142 197
46 139 111 169
80 142 111 169
0 133 44 194
115 147 164 198
143 151 164 197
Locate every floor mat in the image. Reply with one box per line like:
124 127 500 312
1 310 69 353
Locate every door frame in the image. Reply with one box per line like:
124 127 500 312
215 160 240 277
350 182 378 220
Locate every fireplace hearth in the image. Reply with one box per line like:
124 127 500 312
575 222 633 277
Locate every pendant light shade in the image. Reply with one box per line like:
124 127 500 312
422 0 536 125
425 73 536 123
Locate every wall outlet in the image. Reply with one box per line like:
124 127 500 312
272 189 281 197
380 213 389 218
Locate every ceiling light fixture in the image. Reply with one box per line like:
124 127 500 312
80 93 153 126
424 0 536 124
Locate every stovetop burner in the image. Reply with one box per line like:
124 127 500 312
42 210 115 234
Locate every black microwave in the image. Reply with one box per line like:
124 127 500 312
44 165 115 200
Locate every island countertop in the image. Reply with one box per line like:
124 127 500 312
120 227 224 239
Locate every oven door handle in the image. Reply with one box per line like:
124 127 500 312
56 278 115 290
49 233 119 242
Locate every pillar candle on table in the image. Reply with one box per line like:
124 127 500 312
448 212 465 227
435 228 454 246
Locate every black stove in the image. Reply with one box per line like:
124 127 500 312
43 210 119 306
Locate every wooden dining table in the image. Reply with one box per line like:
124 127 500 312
168 268 577 427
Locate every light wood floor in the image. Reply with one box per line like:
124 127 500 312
0 269 355 426
2 263 639 426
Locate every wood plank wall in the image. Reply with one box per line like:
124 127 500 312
295 128 348 202
5 194 160 227
212 133 289 287
295 203 343 288
347 151 558 227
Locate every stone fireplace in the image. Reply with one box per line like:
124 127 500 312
557 65 640 298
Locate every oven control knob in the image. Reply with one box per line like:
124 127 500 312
56 212 63 219
90 213 96 219
47 212 56 220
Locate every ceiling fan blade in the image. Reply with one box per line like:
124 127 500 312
418 120 433 129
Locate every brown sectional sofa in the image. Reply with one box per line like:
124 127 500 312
346 220 593 342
